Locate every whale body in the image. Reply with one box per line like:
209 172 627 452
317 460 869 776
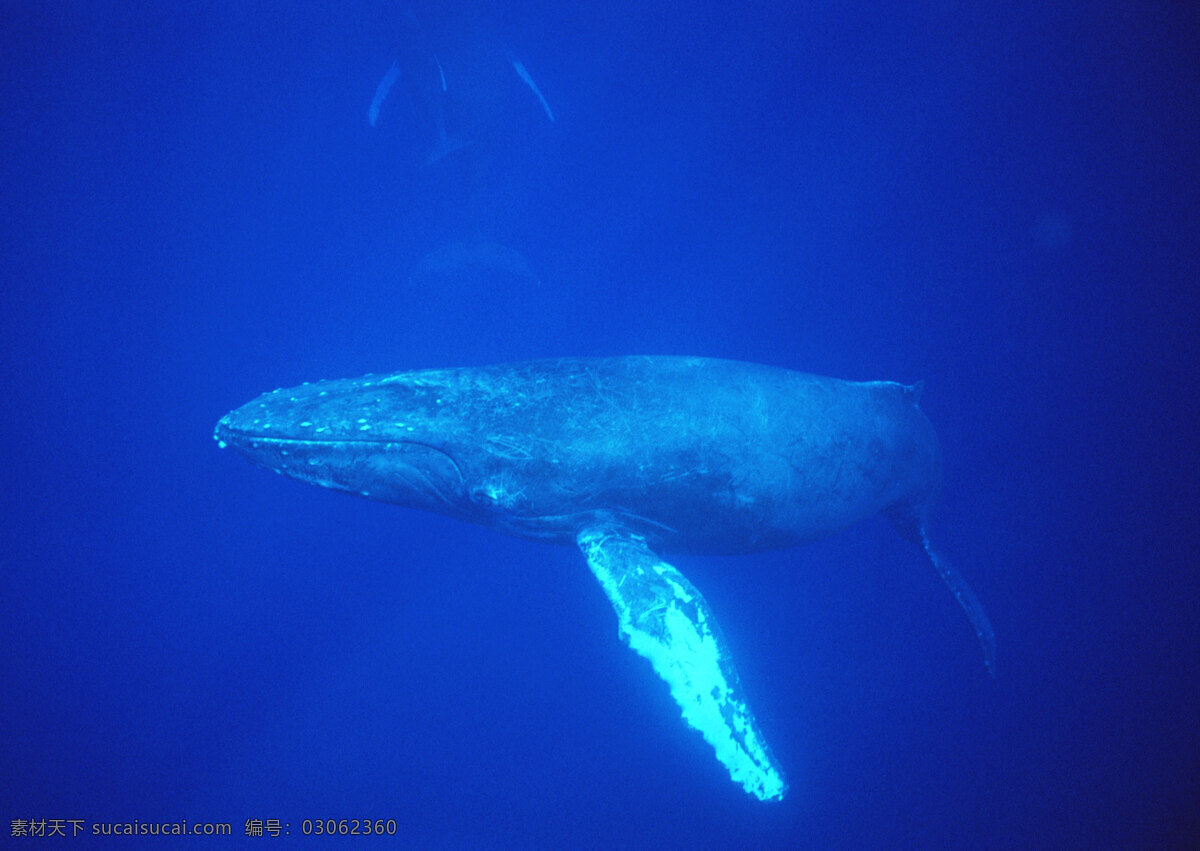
214 356 994 801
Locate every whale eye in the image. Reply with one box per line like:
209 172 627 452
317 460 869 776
470 483 499 506
470 479 525 511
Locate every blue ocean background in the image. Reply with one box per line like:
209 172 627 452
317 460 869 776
3 1 1197 846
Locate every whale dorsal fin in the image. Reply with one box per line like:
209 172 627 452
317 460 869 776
576 524 787 801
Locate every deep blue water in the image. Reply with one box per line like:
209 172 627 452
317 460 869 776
3 1 1197 846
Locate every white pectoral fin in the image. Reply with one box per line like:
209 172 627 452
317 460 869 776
577 525 787 801
368 61 401 127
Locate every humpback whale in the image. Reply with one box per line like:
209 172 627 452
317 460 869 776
214 356 994 802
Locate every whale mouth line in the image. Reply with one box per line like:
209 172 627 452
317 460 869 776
219 431 428 448
216 427 468 489
215 418 440 449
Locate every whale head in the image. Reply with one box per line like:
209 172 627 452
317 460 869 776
214 373 477 518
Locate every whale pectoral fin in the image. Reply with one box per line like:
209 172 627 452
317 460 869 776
576 525 788 802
